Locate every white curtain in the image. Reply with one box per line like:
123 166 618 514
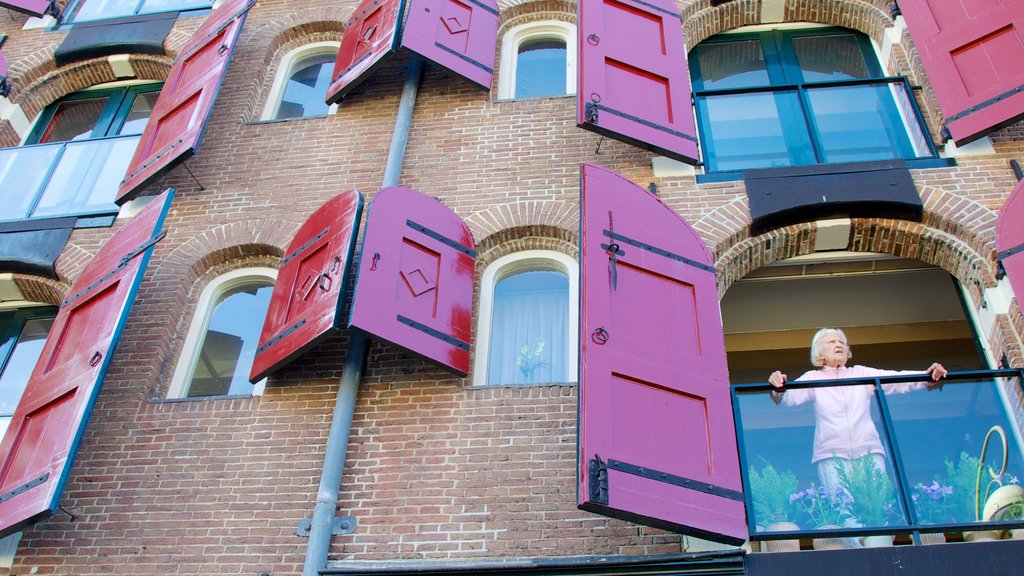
487 271 569 385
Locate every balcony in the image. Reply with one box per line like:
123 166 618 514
732 369 1024 548
0 134 138 223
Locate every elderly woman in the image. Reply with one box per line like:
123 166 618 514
768 328 946 543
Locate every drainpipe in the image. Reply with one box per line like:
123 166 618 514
302 55 424 576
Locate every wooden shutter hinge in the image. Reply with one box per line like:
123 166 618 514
62 229 168 307
588 455 609 505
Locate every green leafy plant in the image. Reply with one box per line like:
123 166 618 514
789 483 853 528
515 338 547 382
911 480 954 525
944 451 983 523
748 460 799 525
837 456 902 527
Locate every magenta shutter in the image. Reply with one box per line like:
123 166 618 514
400 0 499 90
997 178 1024 303
324 0 405 105
0 189 172 537
116 0 255 204
579 163 745 544
249 190 363 383
576 0 699 164
349 187 475 376
902 1 1024 145
0 0 54 17
0 37 8 97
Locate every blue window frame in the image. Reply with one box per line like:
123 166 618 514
62 0 212 24
0 84 159 223
689 28 937 173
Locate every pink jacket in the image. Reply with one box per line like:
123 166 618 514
779 365 928 463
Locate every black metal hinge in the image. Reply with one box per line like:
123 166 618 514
588 455 609 505
62 229 167 307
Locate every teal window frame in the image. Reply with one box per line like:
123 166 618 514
60 0 213 26
0 307 57 422
25 84 161 145
689 28 938 173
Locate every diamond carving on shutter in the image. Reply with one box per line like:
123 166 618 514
324 0 405 104
401 0 499 90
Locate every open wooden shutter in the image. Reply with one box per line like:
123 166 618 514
116 0 255 204
576 0 699 164
324 0 405 105
0 36 8 97
901 1 1024 145
997 177 1024 303
578 163 745 544
349 187 474 376
0 189 172 538
0 0 54 17
400 0 499 90
249 190 363 383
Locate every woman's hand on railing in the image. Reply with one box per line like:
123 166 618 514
768 370 787 405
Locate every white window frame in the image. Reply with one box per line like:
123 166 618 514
472 250 579 386
167 267 277 399
261 42 340 120
497 21 577 100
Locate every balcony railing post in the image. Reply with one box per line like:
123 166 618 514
872 377 920 528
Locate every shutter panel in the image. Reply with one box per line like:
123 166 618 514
0 0 53 17
115 0 255 204
579 163 745 544
901 1 1024 145
349 187 475 376
324 0 406 105
249 190 363 383
997 178 1024 303
0 189 172 538
400 0 499 90
0 36 8 97
576 0 699 164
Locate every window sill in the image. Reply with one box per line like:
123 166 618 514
695 157 956 184
150 393 256 404
492 93 575 104
245 114 331 126
464 381 577 390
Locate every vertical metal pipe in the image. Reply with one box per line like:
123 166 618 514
302 55 424 576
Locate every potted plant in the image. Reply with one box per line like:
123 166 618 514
748 461 800 551
837 456 901 546
515 338 547 382
944 451 1002 540
789 481 853 549
911 480 954 544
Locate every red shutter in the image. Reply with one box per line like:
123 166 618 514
115 0 255 204
249 190 363 383
349 187 474 376
0 189 172 538
324 0 405 105
0 0 53 17
400 0 499 90
902 1 1024 145
997 177 1024 303
579 163 745 544
576 0 699 164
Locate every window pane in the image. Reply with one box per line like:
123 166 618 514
187 283 273 398
694 40 770 90
487 270 569 385
0 145 61 221
0 317 54 417
118 92 160 136
515 39 567 99
805 84 912 163
700 91 814 171
793 34 871 82
36 97 110 143
67 0 139 22
139 0 210 14
275 54 335 120
31 136 139 218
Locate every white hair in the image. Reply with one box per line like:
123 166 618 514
810 328 852 368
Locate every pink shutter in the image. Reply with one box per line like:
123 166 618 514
0 37 8 97
902 0 1024 145
0 0 54 17
400 0 499 90
349 187 474 376
249 190 363 383
324 0 405 105
576 0 699 164
997 178 1024 302
579 163 745 544
0 189 172 537
116 0 255 204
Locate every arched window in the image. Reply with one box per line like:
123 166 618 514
262 43 339 120
497 22 576 100
168 268 276 398
473 251 578 386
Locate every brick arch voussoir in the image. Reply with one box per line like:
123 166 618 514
918 185 999 274
498 0 576 30
11 274 69 306
466 200 578 246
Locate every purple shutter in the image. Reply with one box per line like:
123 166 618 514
249 190 363 383
579 163 745 544
324 0 405 105
902 0 1024 145
0 37 8 97
0 189 172 538
349 187 474 376
400 0 499 90
576 0 699 164
997 178 1024 302
116 0 254 204
0 0 54 17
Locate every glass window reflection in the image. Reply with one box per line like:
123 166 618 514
516 38 567 99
